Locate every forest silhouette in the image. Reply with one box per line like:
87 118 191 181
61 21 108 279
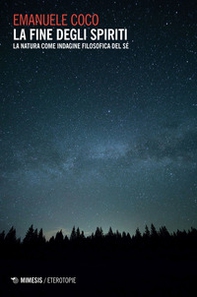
1 224 197 296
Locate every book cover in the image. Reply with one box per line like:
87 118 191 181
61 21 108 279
0 1 196 296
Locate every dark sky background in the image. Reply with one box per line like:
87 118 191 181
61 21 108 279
0 0 197 239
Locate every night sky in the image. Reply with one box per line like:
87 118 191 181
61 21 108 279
0 1 197 239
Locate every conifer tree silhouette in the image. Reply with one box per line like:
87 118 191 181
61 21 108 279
38 228 46 244
144 225 150 238
70 226 77 241
55 230 64 243
5 226 17 244
76 227 81 239
94 227 103 238
107 227 114 237
159 226 170 238
23 225 38 244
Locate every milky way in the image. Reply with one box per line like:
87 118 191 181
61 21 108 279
0 1 197 239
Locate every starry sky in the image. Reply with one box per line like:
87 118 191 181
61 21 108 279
0 0 197 239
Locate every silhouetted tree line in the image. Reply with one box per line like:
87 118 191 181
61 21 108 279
1 224 197 259
1 225 196 297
